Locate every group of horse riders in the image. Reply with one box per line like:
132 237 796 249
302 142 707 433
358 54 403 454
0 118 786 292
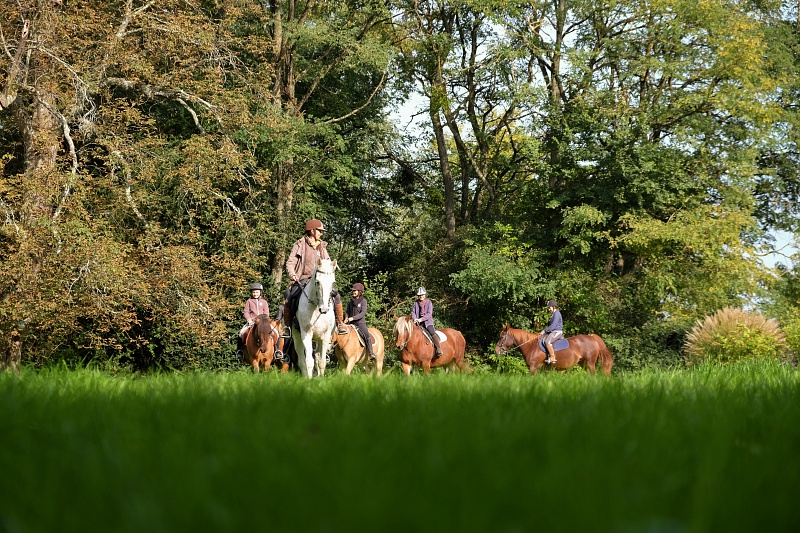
238 218 377 361
238 218 565 365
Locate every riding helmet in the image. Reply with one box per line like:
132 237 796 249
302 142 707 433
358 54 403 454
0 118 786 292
351 283 365 292
250 283 264 291
416 287 427 296
304 218 325 232
546 299 558 308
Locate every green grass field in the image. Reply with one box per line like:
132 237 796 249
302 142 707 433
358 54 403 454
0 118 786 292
1 363 798 532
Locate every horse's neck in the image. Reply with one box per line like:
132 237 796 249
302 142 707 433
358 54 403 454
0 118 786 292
514 329 541 355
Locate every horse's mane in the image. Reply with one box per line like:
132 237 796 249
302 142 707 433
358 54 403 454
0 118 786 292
504 325 541 347
394 315 413 338
314 258 335 276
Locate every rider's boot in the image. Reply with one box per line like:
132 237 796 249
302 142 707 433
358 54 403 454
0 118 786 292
432 334 443 357
366 335 376 360
236 335 244 359
282 303 292 338
334 302 347 334
546 343 557 364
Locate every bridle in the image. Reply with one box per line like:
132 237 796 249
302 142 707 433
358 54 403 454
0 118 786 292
496 327 537 355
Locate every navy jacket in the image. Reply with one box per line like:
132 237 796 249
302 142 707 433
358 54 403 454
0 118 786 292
544 310 563 333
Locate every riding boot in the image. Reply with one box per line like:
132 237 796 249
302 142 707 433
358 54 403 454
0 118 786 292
366 335 376 360
546 343 557 364
432 334 443 357
334 302 347 334
282 303 292 338
236 336 244 359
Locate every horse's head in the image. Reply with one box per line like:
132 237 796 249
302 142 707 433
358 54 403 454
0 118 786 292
312 258 337 313
252 315 274 353
495 324 514 355
393 315 413 348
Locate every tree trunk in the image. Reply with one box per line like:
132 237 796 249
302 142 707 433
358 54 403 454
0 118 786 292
430 104 456 238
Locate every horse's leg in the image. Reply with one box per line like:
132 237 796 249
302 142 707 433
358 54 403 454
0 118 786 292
401 361 412 375
317 338 332 377
346 349 357 375
422 360 432 375
296 333 314 379
585 352 597 375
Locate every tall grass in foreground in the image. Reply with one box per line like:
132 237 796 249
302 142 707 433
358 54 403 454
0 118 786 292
1 363 798 532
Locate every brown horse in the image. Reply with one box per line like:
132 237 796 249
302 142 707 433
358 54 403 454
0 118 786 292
243 314 285 372
393 315 470 375
494 324 613 375
332 325 385 376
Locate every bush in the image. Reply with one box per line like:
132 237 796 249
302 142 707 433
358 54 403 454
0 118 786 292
684 307 787 364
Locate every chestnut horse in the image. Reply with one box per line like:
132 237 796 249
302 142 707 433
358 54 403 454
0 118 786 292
243 314 283 372
494 324 613 375
393 315 469 375
332 325 385 376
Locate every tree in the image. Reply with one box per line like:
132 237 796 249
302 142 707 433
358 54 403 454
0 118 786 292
0 0 395 368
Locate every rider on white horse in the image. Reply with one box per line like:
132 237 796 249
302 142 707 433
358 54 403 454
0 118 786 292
282 219 347 335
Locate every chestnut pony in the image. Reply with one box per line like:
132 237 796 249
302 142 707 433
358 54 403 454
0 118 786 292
494 324 613 375
393 315 469 375
243 314 283 372
332 325 385 376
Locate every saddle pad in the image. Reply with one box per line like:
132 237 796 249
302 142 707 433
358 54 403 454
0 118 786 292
353 326 375 346
553 338 570 352
435 330 447 343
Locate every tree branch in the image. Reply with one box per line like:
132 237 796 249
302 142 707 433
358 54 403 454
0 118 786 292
321 71 387 125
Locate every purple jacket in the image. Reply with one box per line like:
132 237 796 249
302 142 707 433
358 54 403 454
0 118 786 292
412 298 434 328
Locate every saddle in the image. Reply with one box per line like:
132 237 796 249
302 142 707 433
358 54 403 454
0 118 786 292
417 324 447 344
286 279 309 316
348 324 375 346
539 337 569 353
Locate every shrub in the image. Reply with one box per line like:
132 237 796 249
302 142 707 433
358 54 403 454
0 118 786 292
684 307 787 364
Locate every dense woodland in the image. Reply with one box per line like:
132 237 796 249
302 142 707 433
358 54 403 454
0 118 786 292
1 0 799 371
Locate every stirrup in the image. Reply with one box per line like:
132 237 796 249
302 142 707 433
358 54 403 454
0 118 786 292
281 326 291 338
274 350 284 362
337 325 348 334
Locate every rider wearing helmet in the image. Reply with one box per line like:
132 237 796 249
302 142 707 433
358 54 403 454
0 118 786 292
411 287 442 356
344 282 375 360
238 282 270 357
283 219 347 335
541 299 563 364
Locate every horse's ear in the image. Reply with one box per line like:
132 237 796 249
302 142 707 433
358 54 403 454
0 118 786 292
332 260 338 271
392 313 398 320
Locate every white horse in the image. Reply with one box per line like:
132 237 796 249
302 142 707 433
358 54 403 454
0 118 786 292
292 257 337 378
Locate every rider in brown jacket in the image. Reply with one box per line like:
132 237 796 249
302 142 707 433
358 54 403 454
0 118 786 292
282 219 347 335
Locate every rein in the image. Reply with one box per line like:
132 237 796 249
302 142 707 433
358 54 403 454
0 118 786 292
500 329 538 354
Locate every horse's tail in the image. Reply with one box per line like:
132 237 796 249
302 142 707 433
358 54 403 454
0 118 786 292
592 334 613 376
